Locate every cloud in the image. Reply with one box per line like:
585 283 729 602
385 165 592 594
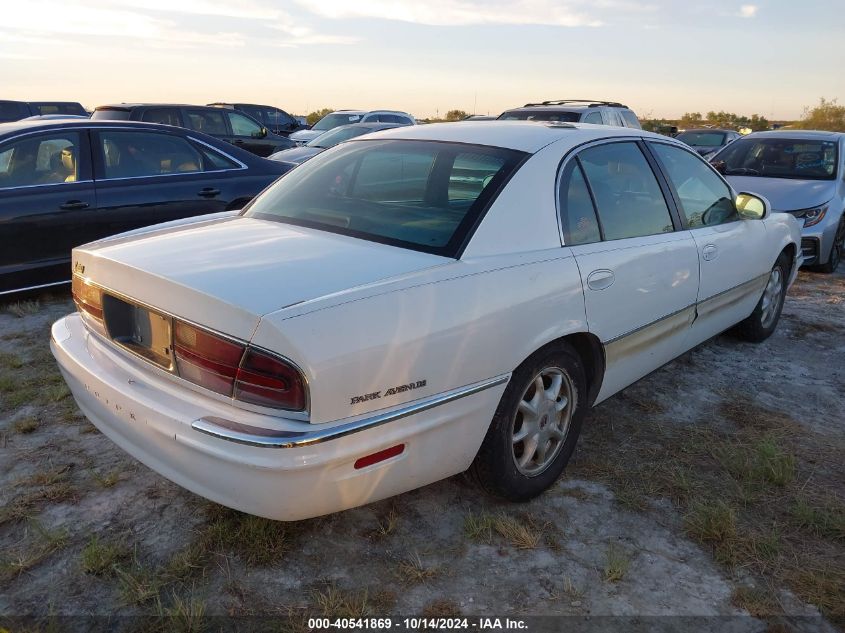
294 0 605 27
738 4 758 18
0 0 355 50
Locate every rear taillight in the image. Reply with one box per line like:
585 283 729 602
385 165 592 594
173 321 306 411
235 348 306 411
174 321 244 394
72 275 103 321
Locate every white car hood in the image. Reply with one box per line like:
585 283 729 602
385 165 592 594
726 176 835 211
75 215 449 339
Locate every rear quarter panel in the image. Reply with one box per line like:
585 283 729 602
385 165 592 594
252 251 587 424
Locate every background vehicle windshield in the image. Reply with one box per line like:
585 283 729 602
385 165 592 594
312 112 364 131
244 139 526 256
498 111 581 122
306 126 371 149
715 138 838 180
677 131 726 147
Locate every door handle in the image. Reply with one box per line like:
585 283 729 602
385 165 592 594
59 200 90 210
702 244 718 261
233 140 245 145
198 188 221 198
586 269 615 291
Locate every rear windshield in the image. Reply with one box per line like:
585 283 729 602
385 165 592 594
34 102 86 116
307 126 371 148
92 109 132 121
244 139 527 257
498 110 581 123
715 137 838 180
677 131 726 147
312 112 364 131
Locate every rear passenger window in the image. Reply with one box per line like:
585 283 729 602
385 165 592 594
582 111 603 125
0 133 80 188
100 131 204 179
578 142 674 240
559 163 601 245
142 108 181 127
185 110 228 136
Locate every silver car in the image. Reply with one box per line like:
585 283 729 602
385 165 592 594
712 130 845 272
289 110 416 145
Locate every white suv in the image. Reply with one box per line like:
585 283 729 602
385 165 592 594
289 109 416 145
498 99 641 129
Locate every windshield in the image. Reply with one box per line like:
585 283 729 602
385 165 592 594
497 110 581 122
677 131 726 147
244 139 527 257
715 137 838 180
312 112 364 131
306 126 370 149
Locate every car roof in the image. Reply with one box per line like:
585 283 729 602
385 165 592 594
95 103 218 110
742 130 843 141
353 120 660 154
678 128 735 134
0 118 206 138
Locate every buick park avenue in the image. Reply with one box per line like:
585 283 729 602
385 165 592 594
51 122 803 520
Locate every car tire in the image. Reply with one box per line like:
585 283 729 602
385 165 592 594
734 251 790 343
816 217 844 274
469 344 587 501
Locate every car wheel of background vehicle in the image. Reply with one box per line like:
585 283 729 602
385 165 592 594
817 217 844 274
469 344 587 501
734 251 789 343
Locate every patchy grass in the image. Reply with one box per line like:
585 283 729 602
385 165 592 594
396 552 439 584
731 586 781 617
0 521 69 583
374 506 399 537
492 514 543 549
13 416 40 434
115 561 164 605
464 511 494 543
571 391 845 622
154 590 207 633
312 585 374 618
0 350 25 369
602 543 631 583
422 598 462 617
5 300 40 317
81 535 131 576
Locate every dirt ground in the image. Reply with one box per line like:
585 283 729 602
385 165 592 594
0 268 843 632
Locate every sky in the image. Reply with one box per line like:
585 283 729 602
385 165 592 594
1 0 843 121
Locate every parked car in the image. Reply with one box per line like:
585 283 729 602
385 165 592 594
92 104 295 157
711 130 844 272
461 115 497 121
0 119 291 296
0 101 88 123
207 103 304 136
675 128 741 158
289 110 416 145
267 122 407 166
52 121 801 521
497 100 641 129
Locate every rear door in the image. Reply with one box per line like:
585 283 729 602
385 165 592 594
90 128 237 238
646 141 770 345
558 140 700 401
0 129 96 292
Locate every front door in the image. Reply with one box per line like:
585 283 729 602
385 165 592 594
559 140 700 402
224 110 272 156
646 141 771 346
0 129 96 292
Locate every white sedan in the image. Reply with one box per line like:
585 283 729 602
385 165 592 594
52 122 803 521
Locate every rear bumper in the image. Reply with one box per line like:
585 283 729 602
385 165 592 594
51 314 506 521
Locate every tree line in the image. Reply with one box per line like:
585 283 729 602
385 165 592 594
304 99 845 132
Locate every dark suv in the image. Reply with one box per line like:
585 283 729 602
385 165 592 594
91 104 294 157
207 103 304 136
498 99 641 129
0 101 88 123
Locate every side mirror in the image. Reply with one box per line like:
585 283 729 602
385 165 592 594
736 192 769 220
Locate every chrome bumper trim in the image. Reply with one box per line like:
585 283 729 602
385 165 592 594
191 375 509 448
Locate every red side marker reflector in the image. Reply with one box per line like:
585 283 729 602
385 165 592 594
354 444 405 470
